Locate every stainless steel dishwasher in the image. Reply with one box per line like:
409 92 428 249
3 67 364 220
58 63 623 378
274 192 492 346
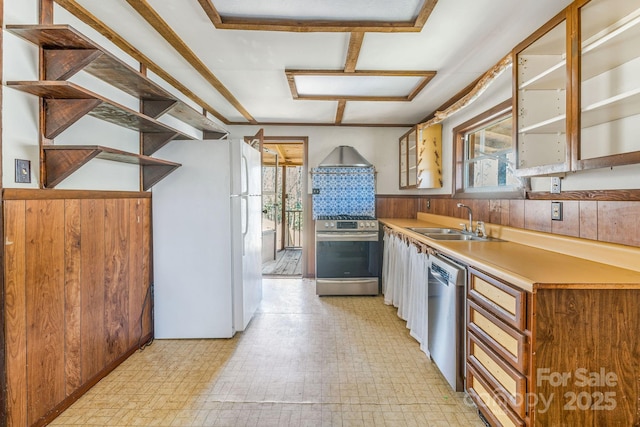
428 253 467 392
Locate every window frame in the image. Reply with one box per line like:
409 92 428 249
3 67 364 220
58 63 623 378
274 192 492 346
453 99 525 199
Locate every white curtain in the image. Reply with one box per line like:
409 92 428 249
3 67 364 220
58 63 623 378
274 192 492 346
381 228 430 357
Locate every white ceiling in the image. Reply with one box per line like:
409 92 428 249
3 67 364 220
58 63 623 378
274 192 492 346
58 0 573 127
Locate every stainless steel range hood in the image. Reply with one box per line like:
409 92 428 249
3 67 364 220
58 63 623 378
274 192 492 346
318 145 372 167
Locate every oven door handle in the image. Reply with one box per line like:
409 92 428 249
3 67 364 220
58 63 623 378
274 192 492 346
316 232 379 242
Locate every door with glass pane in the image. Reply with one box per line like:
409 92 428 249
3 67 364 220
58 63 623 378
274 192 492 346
262 148 278 263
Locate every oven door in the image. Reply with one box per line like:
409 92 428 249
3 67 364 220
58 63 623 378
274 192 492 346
315 231 380 279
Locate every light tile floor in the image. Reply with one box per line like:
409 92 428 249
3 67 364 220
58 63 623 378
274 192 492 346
51 278 485 426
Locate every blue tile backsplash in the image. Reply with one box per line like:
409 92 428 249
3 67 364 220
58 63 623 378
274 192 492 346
311 167 375 219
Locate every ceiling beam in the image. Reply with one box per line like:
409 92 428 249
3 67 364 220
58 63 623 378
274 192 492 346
228 121 413 128
196 0 439 33
196 0 222 26
54 0 231 124
344 32 364 73
338 32 365 124
286 69 437 101
414 0 439 29
124 0 257 124
335 100 346 124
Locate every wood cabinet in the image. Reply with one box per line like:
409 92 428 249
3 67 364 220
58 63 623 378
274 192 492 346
466 268 530 426
399 126 417 188
398 124 442 189
6 24 228 190
466 266 640 426
514 0 640 176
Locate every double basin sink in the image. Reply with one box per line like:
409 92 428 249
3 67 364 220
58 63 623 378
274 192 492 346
407 227 503 242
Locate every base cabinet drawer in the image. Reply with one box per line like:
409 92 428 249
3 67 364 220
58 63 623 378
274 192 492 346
468 331 527 418
469 268 526 330
468 299 528 372
467 365 525 427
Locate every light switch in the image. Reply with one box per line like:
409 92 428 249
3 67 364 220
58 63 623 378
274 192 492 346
15 159 31 183
551 177 561 194
551 202 562 221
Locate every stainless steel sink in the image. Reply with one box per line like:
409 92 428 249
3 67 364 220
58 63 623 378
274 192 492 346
407 227 461 234
406 226 504 242
423 233 485 241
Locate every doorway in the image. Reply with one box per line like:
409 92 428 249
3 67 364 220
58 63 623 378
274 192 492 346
260 137 307 277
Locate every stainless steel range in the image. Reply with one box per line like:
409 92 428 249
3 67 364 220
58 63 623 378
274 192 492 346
315 215 380 296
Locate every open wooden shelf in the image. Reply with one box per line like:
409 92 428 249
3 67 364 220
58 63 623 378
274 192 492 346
7 80 197 155
518 114 566 134
519 59 566 90
582 87 640 128
520 9 640 91
582 7 640 81
43 145 181 190
7 24 228 139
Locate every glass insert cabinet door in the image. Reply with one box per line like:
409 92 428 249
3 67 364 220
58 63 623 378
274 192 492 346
515 14 568 176
577 0 640 169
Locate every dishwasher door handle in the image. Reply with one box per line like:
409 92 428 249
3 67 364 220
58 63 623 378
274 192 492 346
430 269 450 286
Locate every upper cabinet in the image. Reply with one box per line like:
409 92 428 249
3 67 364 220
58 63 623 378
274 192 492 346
399 127 415 189
576 0 640 170
514 0 640 176
515 13 568 176
398 124 442 189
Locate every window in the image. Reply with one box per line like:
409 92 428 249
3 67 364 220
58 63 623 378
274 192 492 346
454 100 524 197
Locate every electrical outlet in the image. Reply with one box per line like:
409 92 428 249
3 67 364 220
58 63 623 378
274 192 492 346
551 177 561 194
312 188 320 195
15 159 31 183
551 202 563 221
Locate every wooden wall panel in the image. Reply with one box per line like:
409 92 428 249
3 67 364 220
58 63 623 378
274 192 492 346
508 200 525 228
375 197 416 218
4 200 28 427
431 198 452 217
128 199 144 347
392 195 640 247
4 194 153 426
25 200 66 425
103 199 130 364
597 202 640 247
80 199 106 382
141 199 153 338
551 200 580 237
64 200 82 395
524 200 551 233
579 201 598 240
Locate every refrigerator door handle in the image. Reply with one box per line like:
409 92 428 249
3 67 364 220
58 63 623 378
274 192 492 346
241 153 249 196
242 195 249 255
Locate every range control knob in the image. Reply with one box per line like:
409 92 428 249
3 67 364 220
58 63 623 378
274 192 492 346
324 222 329 228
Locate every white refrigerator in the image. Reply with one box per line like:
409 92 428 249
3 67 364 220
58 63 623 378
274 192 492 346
152 139 263 338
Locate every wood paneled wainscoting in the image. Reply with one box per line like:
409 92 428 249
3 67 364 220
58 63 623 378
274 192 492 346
376 194 640 247
2 189 153 427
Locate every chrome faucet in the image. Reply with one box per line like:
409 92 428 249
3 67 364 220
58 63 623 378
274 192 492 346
457 203 473 233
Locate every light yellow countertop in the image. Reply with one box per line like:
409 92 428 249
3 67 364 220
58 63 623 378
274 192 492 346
380 217 640 293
